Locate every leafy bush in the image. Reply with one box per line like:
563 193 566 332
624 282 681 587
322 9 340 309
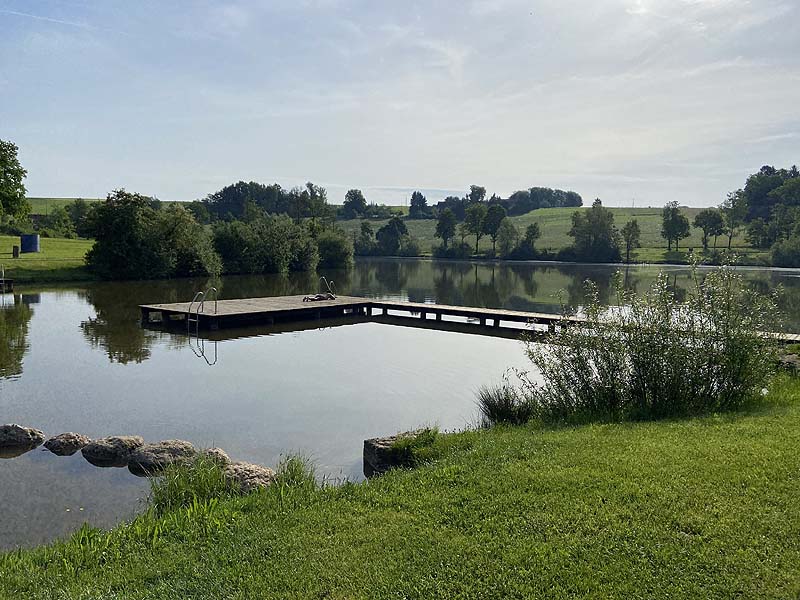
432 241 472 259
87 190 221 280
213 215 318 274
520 264 780 423
771 236 800 268
398 235 422 257
477 381 535 426
317 229 354 268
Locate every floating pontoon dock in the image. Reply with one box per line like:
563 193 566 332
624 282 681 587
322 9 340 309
140 294 582 333
139 294 800 343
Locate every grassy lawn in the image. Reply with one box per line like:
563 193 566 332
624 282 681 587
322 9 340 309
338 207 762 263
0 235 94 283
3 376 799 599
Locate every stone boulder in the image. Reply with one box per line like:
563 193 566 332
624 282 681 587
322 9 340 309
0 424 45 458
128 440 196 477
201 447 231 466
44 432 91 456
223 461 275 493
81 435 144 468
363 430 425 478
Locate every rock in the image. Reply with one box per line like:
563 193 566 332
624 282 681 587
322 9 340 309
0 424 45 458
779 353 800 373
201 447 231 466
128 440 196 477
81 435 144 468
223 461 275 493
363 430 425 478
44 432 91 456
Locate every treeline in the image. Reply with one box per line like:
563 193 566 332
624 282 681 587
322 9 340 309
84 190 353 280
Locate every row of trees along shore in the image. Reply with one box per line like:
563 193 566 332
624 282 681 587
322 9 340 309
2 137 800 272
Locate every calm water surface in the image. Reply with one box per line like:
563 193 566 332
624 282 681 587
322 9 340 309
2 258 799 550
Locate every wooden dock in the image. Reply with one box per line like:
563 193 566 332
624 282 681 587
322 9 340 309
140 294 800 343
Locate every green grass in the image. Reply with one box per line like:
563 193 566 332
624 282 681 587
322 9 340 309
339 207 766 263
0 235 94 282
3 376 800 598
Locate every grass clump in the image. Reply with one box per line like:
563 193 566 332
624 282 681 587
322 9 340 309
477 379 535 426
388 427 440 466
149 454 235 516
519 263 780 423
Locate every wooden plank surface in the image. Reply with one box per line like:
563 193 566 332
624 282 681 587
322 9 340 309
141 295 371 316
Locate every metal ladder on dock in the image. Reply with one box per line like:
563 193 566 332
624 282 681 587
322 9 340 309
187 287 218 365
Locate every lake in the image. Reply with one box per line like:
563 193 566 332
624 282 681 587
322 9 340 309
2 258 799 550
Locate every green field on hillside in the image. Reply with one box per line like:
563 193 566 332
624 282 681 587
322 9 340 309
0 235 94 282
3 376 799 598
339 207 766 263
26 197 102 215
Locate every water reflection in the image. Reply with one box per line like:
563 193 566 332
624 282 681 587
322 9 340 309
0 295 34 379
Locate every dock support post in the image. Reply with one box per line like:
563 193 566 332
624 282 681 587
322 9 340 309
436 312 442 321
140 309 150 325
382 307 388 316
493 318 500 327
480 317 486 326
420 311 426 320
366 306 372 316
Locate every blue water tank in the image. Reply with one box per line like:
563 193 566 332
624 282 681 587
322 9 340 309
20 234 40 253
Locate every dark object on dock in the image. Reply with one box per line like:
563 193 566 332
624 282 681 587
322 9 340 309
303 292 335 302
12 246 19 259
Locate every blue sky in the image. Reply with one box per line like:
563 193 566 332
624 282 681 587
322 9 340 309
1 0 797 206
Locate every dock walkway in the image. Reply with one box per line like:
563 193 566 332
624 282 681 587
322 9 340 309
140 294 800 343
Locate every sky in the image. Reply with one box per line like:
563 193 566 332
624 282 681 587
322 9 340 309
0 0 798 207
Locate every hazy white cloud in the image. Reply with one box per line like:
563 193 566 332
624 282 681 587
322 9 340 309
0 0 797 205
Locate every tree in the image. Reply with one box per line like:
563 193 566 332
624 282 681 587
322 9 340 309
621 219 641 263
482 204 507 255
0 139 30 220
409 191 428 219
693 208 725 251
355 221 376 256
721 190 747 249
496 218 519 257
465 202 488 254
66 198 95 237
342 189 367 219
467 185 486 205
567 199 622 262
305 182 328 225
87 190 221 279
512 222 541 259
435 208 457 249
376 216 408 255
661 201 690 251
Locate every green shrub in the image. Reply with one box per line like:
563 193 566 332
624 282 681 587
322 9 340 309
317 229 354 268
521 263 780 423
432 241 472 259
398 234 422 257
86 190 221 279
771 236 800 267
213 215 317 274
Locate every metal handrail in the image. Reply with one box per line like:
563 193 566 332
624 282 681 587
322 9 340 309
201 286 218 314
187 291 204 335
319 277 336 297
